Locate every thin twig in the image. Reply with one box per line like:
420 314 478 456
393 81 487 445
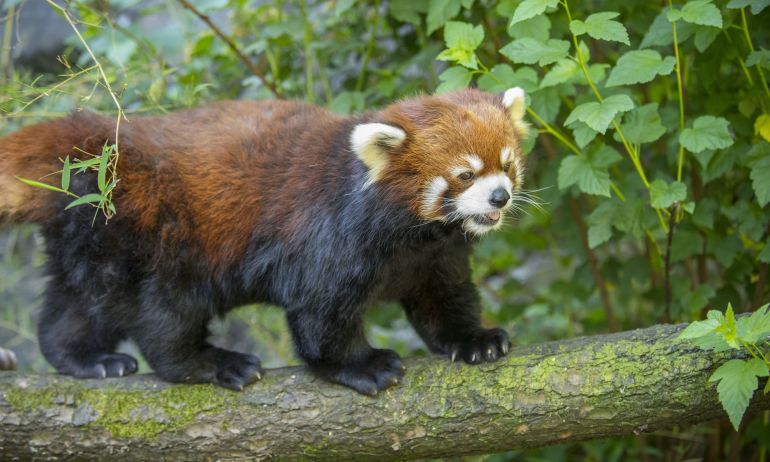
663 202 679 324
175 0 282 99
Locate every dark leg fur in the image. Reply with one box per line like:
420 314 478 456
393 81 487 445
402 250 511 365
286 308 404 396
127 290 263 391
38 285 138 378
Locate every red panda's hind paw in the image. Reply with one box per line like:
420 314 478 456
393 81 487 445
321 348 405 397
210 350 264 391
71 353 138 379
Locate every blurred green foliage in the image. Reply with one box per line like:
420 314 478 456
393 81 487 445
1 0 769 460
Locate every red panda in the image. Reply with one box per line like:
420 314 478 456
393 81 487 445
0 87 529 395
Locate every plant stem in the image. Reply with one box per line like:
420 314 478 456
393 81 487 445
740 8 770 104
663 202 678 323
176 0 282 99
298 0 315 103
668 0 686 183
355 0 380 92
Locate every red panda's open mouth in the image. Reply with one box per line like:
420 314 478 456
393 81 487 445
471 210 501 226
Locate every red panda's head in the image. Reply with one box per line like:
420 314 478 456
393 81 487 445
350 88 529 235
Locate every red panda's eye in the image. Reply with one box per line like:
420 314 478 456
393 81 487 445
503 162 513 172
457 171 474 181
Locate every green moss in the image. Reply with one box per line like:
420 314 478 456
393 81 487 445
5 382 238 440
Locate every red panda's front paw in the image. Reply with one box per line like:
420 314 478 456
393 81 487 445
319 348 405 396
447 328 511 364
0 347 17 371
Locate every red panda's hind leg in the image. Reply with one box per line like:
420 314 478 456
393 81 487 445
38 286 138 378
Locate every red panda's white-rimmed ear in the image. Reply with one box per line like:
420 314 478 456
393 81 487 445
351 123 406 186
502 87 530 139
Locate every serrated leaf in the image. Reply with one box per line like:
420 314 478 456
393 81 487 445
679 318 720 339
606 50 676 87
569 12 629 45
65 193 107 210
436 66 473 93
746 49 770 69
727 0 770 15
565 94 634 134
61 156 71 192
679 0 723 28
507 14 551 42
509 0 559 26
389 0 428 25
557 153 613 197
427 0 462 34
588 223 612 248
649 180 687 209
679 116 733 153
540 58 579 88
715 303 740 348
641 9 697 48
477 64 539 93
572 122 599 148
736 304 770 343
437 21 484 69
749 156 770 207
619 103 666 144
710 358 769 430
755 114 770 142
694 25 719 52
499 38 570 66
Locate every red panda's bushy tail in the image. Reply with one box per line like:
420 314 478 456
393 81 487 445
0 112 112 226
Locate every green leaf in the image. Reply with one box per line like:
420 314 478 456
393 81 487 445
436 66 473 93
477 65 538 93
606 50 676 87
749 156 770 207
499 38 570 66
97 151 109 194
569 12 629 45
572 122 599 148
15 177 68 194
540 59 578 88
694 25 720 52
437 21 484 69
679 116 733 153
558 147 620 198
678 0 723 28
389 0 428 25
727 0 770 14
65 193 107 210
736 304 770 343
679 318 720 339
509 0 559 26
649 180 687 209
334 0 356 17
619 103 666 144
61 156 71 192
760 239 770 263
710 358 769 430
715 303 740 348
507 14 551 42
641 9 697 48
564 94 634 134
427 0 462 34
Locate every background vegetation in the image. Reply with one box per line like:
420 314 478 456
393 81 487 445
0 0 769 460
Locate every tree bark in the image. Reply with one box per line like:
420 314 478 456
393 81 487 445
1 322 768 461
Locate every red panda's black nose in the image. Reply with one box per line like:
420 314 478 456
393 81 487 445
489 188 510 208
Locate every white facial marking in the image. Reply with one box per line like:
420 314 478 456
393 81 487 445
455 173 513 234
350 123 407 187
501 147 513 166
420 176 448 218
466 154 483 172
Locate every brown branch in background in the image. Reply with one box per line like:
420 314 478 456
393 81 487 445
568 197 618 332
663 202 679 324
176 0 283 99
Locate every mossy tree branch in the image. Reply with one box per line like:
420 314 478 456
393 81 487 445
1 322 768 461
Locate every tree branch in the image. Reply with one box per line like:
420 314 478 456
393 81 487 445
1 322 768 460
175 0 283 99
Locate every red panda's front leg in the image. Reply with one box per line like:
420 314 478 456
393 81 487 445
285 308 405 396
401 250 511 364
